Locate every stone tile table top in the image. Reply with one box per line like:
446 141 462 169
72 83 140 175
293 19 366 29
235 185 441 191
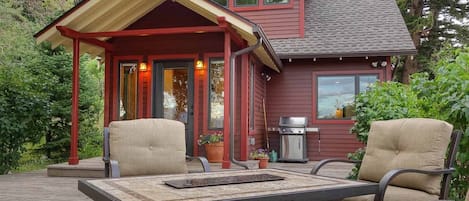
78 169 377 201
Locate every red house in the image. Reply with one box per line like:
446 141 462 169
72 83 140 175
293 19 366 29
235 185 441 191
35 0 415 167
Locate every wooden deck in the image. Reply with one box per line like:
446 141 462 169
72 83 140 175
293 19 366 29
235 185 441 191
0 158 353 201
46 157 353 178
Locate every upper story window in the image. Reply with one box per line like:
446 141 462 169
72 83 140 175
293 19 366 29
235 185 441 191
211 0 291 10
235 0 258 6
264 0 289 4
212 0 228 7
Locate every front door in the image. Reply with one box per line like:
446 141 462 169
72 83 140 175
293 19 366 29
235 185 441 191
153 60 194 155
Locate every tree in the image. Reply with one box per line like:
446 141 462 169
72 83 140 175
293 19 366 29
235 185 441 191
0 0 103 172
395 0 469 83
0 0 50 174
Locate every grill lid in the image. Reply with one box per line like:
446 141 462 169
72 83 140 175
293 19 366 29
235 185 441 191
279 117 308 127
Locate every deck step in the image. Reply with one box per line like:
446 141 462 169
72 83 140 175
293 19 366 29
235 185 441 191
47 157 105 178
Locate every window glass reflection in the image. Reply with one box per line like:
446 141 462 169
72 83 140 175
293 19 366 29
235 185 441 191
209 58 224 129
119 62 138 120
316 74 378 120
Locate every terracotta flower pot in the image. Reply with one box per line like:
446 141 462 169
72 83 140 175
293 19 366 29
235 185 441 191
258 158 269 169
204 142 224 163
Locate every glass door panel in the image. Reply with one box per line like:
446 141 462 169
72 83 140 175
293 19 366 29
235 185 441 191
163 69 188 123
153 60 194 155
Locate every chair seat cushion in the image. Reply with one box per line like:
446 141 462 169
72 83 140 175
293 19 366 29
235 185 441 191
109 119 188 176
358 118 453 195
343 185 439 201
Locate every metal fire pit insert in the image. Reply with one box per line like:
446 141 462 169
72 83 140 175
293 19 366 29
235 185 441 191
164 174 285 189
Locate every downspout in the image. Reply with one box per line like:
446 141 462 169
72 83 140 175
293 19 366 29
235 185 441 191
229 31 263 170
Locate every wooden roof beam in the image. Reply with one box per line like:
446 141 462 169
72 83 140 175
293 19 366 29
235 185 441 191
57 26 114 51
217 17 245 48
65 26 224 38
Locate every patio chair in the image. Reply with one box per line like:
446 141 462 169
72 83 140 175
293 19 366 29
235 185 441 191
103 118 210 178
311 118 461 201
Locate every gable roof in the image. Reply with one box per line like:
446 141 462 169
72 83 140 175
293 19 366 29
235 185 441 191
270 0 417 59
34 0 282 71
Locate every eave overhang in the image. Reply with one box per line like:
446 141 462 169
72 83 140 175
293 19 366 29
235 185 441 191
277 49 418 60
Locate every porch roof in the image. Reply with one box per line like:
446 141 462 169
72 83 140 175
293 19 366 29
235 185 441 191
34 0 282 72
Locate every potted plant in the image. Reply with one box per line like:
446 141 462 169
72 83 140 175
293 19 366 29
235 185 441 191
250 149 270 169
198 131 224 163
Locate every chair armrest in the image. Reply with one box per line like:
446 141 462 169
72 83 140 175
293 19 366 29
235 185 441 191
109 160 121 178
311 158 361 175
374 168 455 201
186 156 211 172
102 127 110 177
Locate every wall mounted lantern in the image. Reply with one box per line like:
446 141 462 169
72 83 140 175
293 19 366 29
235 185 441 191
139 62 148 71
196 60 204 70
139 56 148 71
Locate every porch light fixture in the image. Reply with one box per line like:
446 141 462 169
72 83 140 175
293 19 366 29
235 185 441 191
196 60 204 70
139 62 148 71
140 56 148 71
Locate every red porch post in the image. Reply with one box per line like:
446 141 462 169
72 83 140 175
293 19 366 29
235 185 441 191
104 51 111 127
222 30 231 169
69 37 80 165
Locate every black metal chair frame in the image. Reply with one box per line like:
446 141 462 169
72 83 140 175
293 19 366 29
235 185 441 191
311 131 462 201
102 127 211 178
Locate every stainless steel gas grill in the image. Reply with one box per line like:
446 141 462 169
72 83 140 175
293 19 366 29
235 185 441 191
278 116 309 162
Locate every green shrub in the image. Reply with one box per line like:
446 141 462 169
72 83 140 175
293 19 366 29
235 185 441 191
349 47 469 200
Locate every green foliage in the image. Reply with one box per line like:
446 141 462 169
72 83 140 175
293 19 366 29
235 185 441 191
349 47 469 200
198 131 224 145
0 0 103 172
0 67 49 174
394 0 469 82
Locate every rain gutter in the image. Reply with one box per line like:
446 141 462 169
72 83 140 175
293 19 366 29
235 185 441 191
229 28 263 170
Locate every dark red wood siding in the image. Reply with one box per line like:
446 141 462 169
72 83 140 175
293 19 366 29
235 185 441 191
265 57 388 160
237 0 302 39
248 60 269 154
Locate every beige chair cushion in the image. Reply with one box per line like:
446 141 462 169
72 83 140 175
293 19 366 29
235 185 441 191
358 118 453 195
109 118 188 177
343 185 439 201
466 189 469 201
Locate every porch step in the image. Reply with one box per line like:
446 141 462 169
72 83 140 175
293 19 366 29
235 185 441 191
47 157 105 178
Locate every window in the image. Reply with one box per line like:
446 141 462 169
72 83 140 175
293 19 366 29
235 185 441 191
235 0 258 6
212 0 228 7
211 0 291 9
264 0 289 5
249 62 255 130
315 74 378 120
118 62 138 120
208 58 225 129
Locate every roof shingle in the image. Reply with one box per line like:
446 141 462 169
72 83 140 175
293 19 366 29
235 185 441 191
270 0 417 58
